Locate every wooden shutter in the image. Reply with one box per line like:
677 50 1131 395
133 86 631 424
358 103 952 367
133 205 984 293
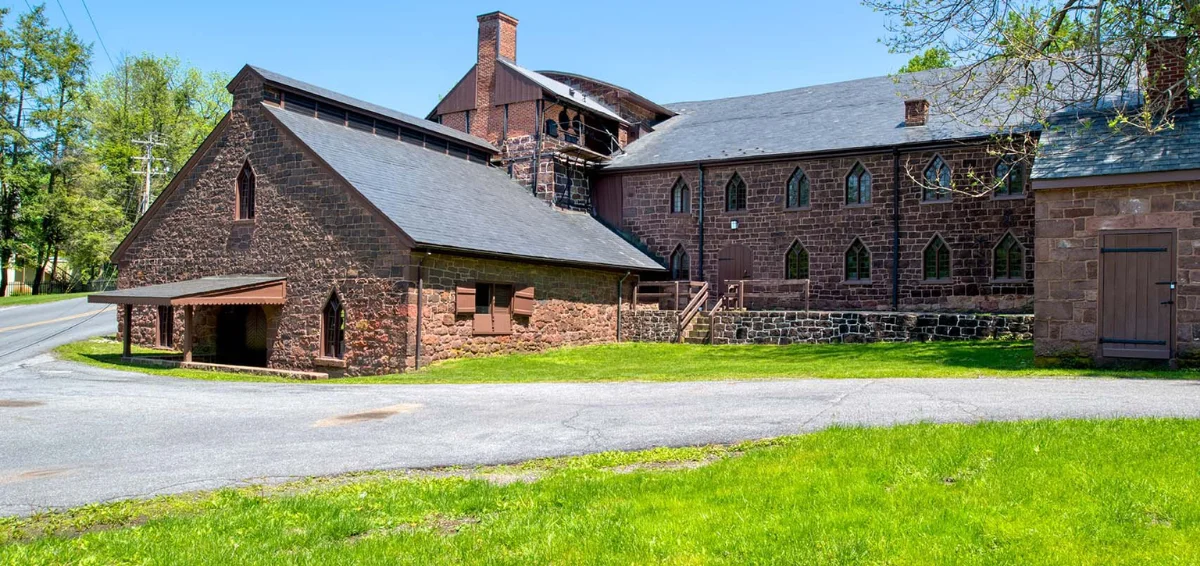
513 286 535 316
492 285 513 334
455 285 476 314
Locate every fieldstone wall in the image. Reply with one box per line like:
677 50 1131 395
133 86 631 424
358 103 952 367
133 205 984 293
622 309 678 343
625 310 1032 344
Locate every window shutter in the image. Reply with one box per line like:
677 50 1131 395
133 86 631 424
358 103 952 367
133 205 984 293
513 286 535 316
455 285 476 314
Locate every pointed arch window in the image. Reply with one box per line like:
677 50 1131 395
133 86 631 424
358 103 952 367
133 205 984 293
671 178 691 214
670 246 690 280
846 163 871 205
923 236 951 281
994 156 1026 197
923 156 952 201
785 241 809 279
322 293 346 359
786 168 810 209
725 172 747 211
845 239 871 281
236 162 256 220
993 233 1025 281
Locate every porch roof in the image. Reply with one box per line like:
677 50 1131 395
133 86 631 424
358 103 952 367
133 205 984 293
88 276 286 307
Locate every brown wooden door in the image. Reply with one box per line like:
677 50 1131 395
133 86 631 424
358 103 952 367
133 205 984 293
1099 231 1175 359
717 245 754 295
592 175 623 227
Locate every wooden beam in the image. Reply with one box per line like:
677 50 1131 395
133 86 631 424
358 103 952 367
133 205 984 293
183 305 194 363
122 304 132 357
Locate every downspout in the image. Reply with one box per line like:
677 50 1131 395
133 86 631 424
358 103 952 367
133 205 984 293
616 271 632 341
531 100 542 198
891 147 901 311
414 252 430 370
697 164 706 280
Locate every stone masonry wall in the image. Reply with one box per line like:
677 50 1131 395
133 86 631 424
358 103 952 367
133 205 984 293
1034 180 1200 362
606 144 1035 313
118 73 411 376
416 253 635 365
710 311 1032 345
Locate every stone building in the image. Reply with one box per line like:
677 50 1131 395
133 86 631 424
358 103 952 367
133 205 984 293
94 11 1199 371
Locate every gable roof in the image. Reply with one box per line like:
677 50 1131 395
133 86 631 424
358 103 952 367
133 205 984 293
496 58 628 125
1032 105 1200 182
264 104 662 271
239 65 497 153
605 69 1024 171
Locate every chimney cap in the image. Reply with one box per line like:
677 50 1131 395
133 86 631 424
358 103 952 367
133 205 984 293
477 11 519 25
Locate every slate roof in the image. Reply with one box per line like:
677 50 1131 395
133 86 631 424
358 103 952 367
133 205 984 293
1031 105 1200 180
246 66 497 153
497 59 628 124
90 276 284 301
265 104 663 271
605 69 1028 170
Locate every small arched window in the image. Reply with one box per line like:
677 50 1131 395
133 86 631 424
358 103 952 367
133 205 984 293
671 178 691 214
923 236 951 281
785 241 809 279
322 293 346 359
993 233 1025 281
670 246 690 280
846 163 871 205
236 162 255 220
725 172 747 211
994 156 1025 197
923 156 952 201
786 168 809 209
845 239 871 281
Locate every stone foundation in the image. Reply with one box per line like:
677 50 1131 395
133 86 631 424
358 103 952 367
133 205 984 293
625 310 1033 344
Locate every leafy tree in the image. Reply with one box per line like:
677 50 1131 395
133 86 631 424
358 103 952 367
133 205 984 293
864 0 1200 133
899 47 952 73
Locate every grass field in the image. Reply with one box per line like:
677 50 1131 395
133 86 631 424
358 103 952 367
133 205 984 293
0 291 91 308
3 419 1198 564
56 337 1200 384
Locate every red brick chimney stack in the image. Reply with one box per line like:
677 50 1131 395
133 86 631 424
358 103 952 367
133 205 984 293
473 11 518 142
905 98 930 127
1145 36 1192 113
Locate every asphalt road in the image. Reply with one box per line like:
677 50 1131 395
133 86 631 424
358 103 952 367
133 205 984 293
3 298 1200 516
0 297 116 368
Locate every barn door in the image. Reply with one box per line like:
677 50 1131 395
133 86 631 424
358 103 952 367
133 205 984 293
1099 231 1175 359
717 245 754 295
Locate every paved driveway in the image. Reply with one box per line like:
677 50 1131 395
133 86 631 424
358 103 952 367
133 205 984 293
4 346 1200 515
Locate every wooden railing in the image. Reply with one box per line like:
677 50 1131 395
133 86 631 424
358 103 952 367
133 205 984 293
721 279 811 312
677 282 709 341
633 281 708 312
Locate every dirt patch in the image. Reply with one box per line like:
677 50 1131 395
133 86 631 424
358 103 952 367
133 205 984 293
0 400 43 408
312 403 422 427
346 514 480 543
413 469 543 486
605 452 738 474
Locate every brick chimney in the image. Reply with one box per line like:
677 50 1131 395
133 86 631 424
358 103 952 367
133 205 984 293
1145 36 1192 113
905 98 930 127
472 11 518 141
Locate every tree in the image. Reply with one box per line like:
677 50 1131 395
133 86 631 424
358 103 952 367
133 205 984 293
84 54 230 223
865 0 1200 133
899 47 952 73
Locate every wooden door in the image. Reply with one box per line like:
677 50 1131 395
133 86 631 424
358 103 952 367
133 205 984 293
1099 231 1175 359
717 245 754 295
592 175 623 227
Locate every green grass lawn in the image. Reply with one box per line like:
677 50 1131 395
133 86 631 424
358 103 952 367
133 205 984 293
0 291 91 308
56 337 1200 384
3 419 1198 564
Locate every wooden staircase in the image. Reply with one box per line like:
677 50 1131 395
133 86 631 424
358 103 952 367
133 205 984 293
682 313 712 344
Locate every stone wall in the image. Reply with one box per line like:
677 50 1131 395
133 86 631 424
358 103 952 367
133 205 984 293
416 253 634 365
623 310 1032 344
1034 180 1200 362
604 143 1035 313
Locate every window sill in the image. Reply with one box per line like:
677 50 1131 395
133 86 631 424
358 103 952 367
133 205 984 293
919 278 953 285
921 199 953 205
843 203 872 209
992 193 1027 201
314 356 347 368
991 278 1027 284
669 211 692 216
472 332 514 337
843 279 873 285
784 206 811 212
232 218 255 225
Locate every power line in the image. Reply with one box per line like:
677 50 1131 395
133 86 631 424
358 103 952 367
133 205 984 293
131 132 169 217
78 0 114 69
53 0 73 30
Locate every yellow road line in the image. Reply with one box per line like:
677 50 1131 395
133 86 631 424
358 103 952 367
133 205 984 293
0 306 113 334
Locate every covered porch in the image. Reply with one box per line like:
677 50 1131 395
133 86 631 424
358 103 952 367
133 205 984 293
89 276 287 368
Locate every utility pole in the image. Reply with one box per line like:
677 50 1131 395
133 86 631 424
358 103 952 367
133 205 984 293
131 133 169 217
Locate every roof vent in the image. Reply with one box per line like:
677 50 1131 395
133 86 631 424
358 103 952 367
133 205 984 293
905 98 930 127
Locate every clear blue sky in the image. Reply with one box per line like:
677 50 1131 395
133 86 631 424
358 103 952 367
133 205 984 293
27 0 911 116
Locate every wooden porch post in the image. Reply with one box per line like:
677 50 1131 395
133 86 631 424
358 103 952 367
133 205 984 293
183 305 194 363
122 304 132 357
